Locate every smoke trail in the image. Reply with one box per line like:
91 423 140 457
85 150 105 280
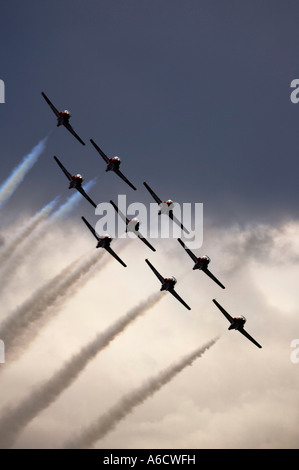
0 180 96 289
64 336 219 449
0 292 163 448
50 179 97 221
0 250 105 364
0 198 58 268
0 138 47 209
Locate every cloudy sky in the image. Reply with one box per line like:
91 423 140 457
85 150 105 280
0 0 299 449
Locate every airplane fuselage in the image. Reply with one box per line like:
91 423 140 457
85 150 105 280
69 175 83 189
193 256 210 270
158 200 174 215
106 157 121 172
97 236 112 249
228 316 246 330
126 218 140 233
57 111 71 127
160 277 177 291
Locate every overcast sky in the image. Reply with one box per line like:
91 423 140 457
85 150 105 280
0 0 299 450
1 0 299 224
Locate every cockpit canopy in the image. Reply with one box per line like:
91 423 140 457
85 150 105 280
63 110 71 116
75 174 83 179
235 315 246 323
201 255 210 263
165 276 177 284
166 199 174 205
112 156 121 163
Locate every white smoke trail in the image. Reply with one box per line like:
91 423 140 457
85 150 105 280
0 198 58 268
64 336 219 449
49 179 97 221
0 250 105 364
0 180 96 290
0 138 47 209
0 292 163 448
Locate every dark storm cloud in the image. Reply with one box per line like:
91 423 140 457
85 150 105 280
0 1 298 226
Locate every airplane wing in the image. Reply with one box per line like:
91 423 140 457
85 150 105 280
109 200 131 225
239 328 262 349
77 187 97 209
53 156 73 181
145 258 165 283
169 288 191 311
64 122 86 146
105 245 127 268
212 299 234 324
114 168 137 191
90 139 110 163
81 216 99 240
41 92 60 117
203 268 225 289
143 182 162 204
177 238 198 263
137 232 156 251
168 210 190 234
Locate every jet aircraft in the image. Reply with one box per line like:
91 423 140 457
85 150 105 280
110 200 156 252
145 258 191 310
81 216 127 267
90 139 136 190
41 92 85 145
54 156 97 208
212 299 262 348
143 182 189 234
178 238 225 289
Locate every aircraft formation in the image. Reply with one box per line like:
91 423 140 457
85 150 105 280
42 91 262 349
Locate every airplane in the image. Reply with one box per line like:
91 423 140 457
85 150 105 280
110 200 156 252
143 182 189 234
54 156 97 208
178 238 225 289
90 139 136 191
145 259 191 310
41 91 85 145
81 216 127 267
212 299 262 348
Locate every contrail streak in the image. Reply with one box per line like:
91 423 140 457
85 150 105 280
0 138 47 209
0 180 96 289
49 179 97 221
0 198 58 268
0 250 105 364
64 336 219 449
0 292 163 448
